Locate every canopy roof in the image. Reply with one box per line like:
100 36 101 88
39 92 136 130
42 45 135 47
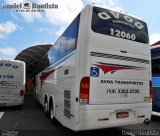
15 44 52 78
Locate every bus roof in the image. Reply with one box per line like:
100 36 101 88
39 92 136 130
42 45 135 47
91 4 146 22
0 59 24 63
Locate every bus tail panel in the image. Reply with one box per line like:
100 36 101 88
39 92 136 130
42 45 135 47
0 60 25 107
89 50 151 105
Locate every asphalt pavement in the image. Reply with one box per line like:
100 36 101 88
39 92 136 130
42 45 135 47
0 94 124 136
0 94 160 136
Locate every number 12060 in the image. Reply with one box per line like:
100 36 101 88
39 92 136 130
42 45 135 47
110 28 136 41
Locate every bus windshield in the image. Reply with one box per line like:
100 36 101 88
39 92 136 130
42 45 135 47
91 7 149 43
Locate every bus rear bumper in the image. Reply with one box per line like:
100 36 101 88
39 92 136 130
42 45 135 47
0 98 24 107
74 103 152 131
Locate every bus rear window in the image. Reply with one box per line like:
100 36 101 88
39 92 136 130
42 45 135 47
91 7 149 44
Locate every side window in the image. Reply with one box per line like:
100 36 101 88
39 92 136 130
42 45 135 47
66 15 79 54
42 54 49 68
52 40 60 63
152 59 160 75
47 14 80 66
48 49 53 65
59 32 67 59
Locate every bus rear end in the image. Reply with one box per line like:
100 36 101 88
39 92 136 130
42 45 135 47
76 5 152 131
0 60 25 107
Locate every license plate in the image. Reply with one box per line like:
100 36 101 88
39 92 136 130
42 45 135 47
116 112 129 118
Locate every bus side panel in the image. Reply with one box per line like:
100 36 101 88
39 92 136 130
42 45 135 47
53 53 77 129
73 4 93 125
35 74 43 105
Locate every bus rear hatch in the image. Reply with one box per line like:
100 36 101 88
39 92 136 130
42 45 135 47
89 51 151 105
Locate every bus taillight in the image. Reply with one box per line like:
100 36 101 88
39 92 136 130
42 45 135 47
20 90 24 96
80 77 90 104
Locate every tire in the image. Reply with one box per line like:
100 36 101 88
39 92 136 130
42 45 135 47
49 102 55 121
44 101 49 118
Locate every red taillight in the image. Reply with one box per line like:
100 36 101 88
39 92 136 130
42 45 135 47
80 77 90 104
150 80 152 98
20 90 24 96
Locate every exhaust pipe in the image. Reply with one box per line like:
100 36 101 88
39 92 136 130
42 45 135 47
144 118 150 125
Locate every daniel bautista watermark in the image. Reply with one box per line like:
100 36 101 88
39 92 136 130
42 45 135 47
1 130 18 136
0 2 58 12
122 129 160 136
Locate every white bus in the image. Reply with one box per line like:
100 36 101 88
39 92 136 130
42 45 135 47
0 60 25 107
35 4 152 131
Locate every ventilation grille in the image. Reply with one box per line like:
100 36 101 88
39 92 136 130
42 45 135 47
64 90 71 119
91 52 149 64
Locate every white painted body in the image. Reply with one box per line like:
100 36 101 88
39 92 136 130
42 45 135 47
0 60 25 107
35 4 152 131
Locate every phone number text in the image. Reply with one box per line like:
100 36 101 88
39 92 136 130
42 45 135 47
106 89 139 94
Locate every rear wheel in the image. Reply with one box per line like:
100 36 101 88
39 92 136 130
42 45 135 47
44 101 49 117
49 102 55 121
